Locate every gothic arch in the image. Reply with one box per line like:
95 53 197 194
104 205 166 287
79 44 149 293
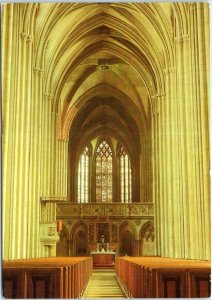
140 221 155 256
28 2 176 130
39 4 171 100
172 3 189 36
62 83 145 141
52 40 159 113
140 221 154 242
70 221 88 240
119 221 137 256
119 221 137 238
70 221 88 256
67 83 143 202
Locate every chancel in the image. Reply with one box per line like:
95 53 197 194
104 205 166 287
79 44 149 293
2 2 210 298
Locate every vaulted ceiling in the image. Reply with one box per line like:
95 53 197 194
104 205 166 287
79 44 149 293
31 3 175 146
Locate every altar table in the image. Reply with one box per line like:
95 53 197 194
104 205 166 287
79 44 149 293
91 252 116 267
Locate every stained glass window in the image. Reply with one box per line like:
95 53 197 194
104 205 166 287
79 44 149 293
96 140 113 202
120 145 132 203
78 146 89 203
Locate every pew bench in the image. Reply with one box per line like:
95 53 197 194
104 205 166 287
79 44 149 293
3 257 92 299
116 257 211 298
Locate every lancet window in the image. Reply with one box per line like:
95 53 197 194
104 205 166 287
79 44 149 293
120 145 132 203
78 146 89 203
96 140 113 202
76 140 133 203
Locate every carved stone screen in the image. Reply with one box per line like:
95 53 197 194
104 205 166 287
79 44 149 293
96 140 113 202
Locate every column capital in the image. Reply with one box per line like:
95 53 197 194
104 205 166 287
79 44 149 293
33 67 44 75
21 32 33 43
57 138 69 143
51 112 59 118
157 93 166 98
44 93 53 101
151 93 165 99
182 34 189 43
188 3 196 10
151 95 159 117
174 34 189 45
163 67 176 75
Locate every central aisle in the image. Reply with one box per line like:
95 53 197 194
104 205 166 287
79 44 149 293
83 269 126 298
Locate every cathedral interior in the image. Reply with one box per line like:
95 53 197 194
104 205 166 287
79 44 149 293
2 2 210 298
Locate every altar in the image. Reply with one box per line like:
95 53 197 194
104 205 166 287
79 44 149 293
90 232 117 267
91 251 116 267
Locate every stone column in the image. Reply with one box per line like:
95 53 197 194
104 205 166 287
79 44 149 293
3 3 35 259
153 92 170 257
2 4 15 260
50 112 57 196
28 67 44 258
191 3 210 259
41 93 53 196
166 2 210 260
152 94 160 256
55 139 69 197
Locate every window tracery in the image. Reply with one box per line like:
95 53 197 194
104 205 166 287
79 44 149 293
96 140 113 202
77 140 133 203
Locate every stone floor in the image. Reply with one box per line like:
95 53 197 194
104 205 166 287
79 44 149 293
83 269 126 298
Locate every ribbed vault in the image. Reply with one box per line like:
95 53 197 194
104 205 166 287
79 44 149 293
28 3 176 203
31 3 175 129
13 2 181 205
68 92 141 202
3 2 210 260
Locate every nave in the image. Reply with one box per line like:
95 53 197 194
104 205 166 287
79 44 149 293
3 2 210 263
2 3 210 299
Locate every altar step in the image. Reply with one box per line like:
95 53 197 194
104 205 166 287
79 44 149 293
83 269 126 298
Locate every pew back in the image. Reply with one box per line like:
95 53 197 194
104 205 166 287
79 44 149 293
3 257 93 299
116 256 211 298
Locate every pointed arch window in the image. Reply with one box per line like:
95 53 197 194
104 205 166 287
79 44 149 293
120 145 132 203
96 140 113 202
78 146 89 203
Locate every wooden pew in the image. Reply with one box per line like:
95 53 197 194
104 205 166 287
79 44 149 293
3 257 93 299
187 268 211 298
3 268 26 299
3 266 64 298
116 257 211 298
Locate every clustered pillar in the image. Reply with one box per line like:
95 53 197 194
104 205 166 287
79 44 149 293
153 3 210 260
2 4 69 259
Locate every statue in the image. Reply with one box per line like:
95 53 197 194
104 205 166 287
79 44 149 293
101 235 105 244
